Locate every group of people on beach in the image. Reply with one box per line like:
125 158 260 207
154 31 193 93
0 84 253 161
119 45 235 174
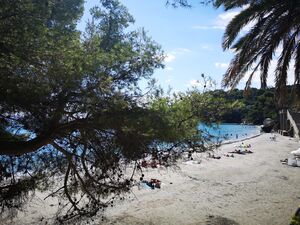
210 142 253 159
230 142 253 154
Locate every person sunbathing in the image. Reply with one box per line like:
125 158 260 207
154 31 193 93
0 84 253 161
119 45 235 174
244 149 253 153
142 179 161 189
229 149 253 154
208 153 221 159
229 149 245 155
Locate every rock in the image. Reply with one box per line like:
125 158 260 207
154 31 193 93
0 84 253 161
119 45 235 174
261 118 274 133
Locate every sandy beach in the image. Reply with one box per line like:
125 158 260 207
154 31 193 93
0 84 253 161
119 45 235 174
3 133 300 225
102 133 300 225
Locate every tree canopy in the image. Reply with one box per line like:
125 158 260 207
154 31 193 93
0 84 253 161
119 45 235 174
0 0 225 223
208 88 278 125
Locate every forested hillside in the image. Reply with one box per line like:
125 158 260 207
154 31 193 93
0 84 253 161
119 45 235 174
209 88 277 125
209 86 299 125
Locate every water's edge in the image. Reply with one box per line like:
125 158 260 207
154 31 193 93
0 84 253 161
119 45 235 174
220 133 262 146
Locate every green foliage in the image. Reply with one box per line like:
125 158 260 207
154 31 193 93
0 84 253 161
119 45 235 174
291 216 300 225
166 0 214 7
290 206 300 225
209 88 278 125
215 0 300 107
0 0 165 222
0 1 224 223
147 89 232 146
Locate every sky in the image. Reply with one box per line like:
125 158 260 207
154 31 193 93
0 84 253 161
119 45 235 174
77 0 281 93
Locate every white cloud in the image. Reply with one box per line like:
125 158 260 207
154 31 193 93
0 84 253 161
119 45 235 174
165 79 172 83
164 48 192 63
164 53 176 63
192 11 239 30
170 48 192 55
189 79 202 88
217 10 256 33
192 25 225 30
176 48 192 53
192 10 257 33
200 44 214 51
166 66 174 71
215 11 239 28
215 62 229 69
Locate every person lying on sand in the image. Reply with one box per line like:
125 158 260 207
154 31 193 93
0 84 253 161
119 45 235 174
141 179 161 189
229 149 244 154
208 153 221 159
244 149 253 153
235 143 252 148
280 158 288 164
228 149 253 154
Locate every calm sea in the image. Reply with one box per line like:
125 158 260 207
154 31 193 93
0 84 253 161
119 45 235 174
198 123 260 143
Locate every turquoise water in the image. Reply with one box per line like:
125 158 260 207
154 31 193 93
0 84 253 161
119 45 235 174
198 123 260 143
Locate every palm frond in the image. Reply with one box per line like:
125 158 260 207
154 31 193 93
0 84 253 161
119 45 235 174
223 3 272 50
220 0 300 103
245 63 260 90
294 39 300 85
214 0 258 10
275 30 298 107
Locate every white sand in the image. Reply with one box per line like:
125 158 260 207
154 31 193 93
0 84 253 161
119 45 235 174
102 133 300 225
3 133 300 225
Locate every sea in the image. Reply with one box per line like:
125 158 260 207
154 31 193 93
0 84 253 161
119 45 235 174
198 123 261 143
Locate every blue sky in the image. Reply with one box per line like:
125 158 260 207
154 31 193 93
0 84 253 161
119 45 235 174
78 0 262 92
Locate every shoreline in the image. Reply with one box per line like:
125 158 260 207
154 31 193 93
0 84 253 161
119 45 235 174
206 124 262 146
220 132 262 146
